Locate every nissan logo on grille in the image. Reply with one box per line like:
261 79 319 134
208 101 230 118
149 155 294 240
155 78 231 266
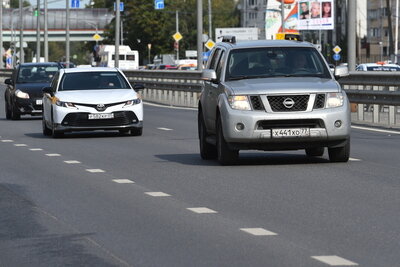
283 98 295 109
96 104 106 111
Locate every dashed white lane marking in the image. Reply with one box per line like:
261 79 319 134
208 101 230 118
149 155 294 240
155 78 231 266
157 127 173 131
349 158 361 161
145 192 171 197
14 144 27 147
29 148 43 151
352 125 400 135
113 179 135 184
46 153 61 157
312 256 358 266
240 228 278 236
86 169 105 173
64 160 81 164
187 207 218 214
1 140 14 142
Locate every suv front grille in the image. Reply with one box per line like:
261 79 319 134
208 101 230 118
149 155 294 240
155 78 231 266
257 119 325 130
313 94 326 109
267 95 309 112
250 95 264 111
61 111 138 127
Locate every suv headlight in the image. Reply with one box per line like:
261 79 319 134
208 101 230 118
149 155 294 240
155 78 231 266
228 95 251 110
15 89 30 99
56 100 76 109
124 98 141 107
326 92 344 108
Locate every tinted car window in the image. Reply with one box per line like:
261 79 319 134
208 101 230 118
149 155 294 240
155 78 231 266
226 47 331 80
59 72 131 91
17 65 59 83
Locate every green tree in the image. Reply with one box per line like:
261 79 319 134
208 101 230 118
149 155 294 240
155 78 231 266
10 0 30 8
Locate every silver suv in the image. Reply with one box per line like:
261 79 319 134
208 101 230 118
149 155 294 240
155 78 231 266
198 38 351 165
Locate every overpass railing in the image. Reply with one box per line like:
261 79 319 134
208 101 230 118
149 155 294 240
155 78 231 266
1 69 399 128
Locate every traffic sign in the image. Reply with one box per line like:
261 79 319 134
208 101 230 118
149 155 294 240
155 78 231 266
114 2 124 12
71 0 80 8
92 34 101 41
155 0 164 9
173 32 183 42
205 39 215 50
203 51 211 61
333 53 341 61
333 45 341 54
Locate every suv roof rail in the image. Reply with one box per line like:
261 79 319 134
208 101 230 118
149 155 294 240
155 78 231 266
221 36 236 44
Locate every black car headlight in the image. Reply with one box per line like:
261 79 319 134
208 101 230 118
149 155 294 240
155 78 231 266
15 89 30 99
56 100 77 108
124 98 141 107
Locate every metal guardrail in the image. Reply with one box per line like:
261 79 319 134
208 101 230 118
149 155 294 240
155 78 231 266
1 68 399 127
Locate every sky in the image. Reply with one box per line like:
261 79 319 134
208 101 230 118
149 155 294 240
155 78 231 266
28 0 93 9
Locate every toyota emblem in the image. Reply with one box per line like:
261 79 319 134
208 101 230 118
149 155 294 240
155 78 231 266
283 98 295 109
96 104 106 111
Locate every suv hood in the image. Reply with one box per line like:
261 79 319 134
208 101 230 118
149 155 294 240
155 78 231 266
55 89 137 104
224 77 341 95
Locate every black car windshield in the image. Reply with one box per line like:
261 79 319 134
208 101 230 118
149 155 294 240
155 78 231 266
226 47 331 80
17 65 59 83
59 72 131 91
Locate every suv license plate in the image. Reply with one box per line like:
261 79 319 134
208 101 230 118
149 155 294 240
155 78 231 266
36 99 43 105
88 113 114 120
272 128 310 138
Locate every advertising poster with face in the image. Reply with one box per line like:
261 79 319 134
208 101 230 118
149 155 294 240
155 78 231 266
298 0 334 30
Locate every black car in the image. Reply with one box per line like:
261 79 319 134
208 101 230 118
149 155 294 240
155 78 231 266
4 62 61 120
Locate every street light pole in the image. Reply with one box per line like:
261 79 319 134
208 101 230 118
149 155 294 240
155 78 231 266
115 0 120 68
19 0 24 63
281 0 285 32
0 0 3 68
36 0 40 63
44 0 48 61
197 0 203 70
66 0 70 67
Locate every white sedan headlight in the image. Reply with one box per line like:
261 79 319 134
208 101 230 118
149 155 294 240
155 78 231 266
123 98 141 107
326 92 344 108
15 89 30 99
56 100 77 109
228 95 251 110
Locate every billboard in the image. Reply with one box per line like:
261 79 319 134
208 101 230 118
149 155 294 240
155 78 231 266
298 1 334 30
215 28 259 42
265 0 334 39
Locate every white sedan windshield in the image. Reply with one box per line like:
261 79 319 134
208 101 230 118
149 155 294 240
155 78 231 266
59 72 131 91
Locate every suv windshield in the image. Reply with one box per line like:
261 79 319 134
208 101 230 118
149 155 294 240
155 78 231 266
226 47 331 80
59 72 131 91
17 65 59 83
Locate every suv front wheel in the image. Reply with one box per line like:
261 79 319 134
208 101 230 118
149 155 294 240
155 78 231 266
328 139 350 162
198 110 217 159
216 116 238 165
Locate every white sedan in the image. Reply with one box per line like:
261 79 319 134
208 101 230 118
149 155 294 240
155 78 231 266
42 67 143 137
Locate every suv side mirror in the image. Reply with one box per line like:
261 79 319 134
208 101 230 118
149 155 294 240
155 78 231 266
334 65 349 79
4 78 13 85
202 69 217 82
42 86 54 96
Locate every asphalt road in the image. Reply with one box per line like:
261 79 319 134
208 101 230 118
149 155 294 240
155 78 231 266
1 85 400 267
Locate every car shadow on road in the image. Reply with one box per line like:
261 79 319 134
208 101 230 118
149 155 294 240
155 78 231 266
155 152 330 166
25 131 134 139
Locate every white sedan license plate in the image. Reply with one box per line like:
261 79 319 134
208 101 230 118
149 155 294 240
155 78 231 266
272 128 310 138
36 99 43 105
88 113 114 120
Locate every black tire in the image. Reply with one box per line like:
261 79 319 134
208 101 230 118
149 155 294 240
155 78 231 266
5 101 11 120
305 147 324 157
328 140 350 162
216 117 238 165
198 111 217 159
42 117 52 136
11 104 20 120
130 127 143 136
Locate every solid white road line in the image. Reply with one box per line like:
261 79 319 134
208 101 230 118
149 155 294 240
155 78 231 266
86 169 105 173
145 192 171 197
311 256 358 266
352 125 400 135
46 153 61 157
64 160 81 164
29 148 43 151
112 179 135 184
14 144 27 147
1 140 14 142
157 127 173 131
240 228 278 236
187 207 218 214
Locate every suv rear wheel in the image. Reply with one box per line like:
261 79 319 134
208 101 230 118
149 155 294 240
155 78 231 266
198 111 217 159
328 140 350 162
216 117 238 165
